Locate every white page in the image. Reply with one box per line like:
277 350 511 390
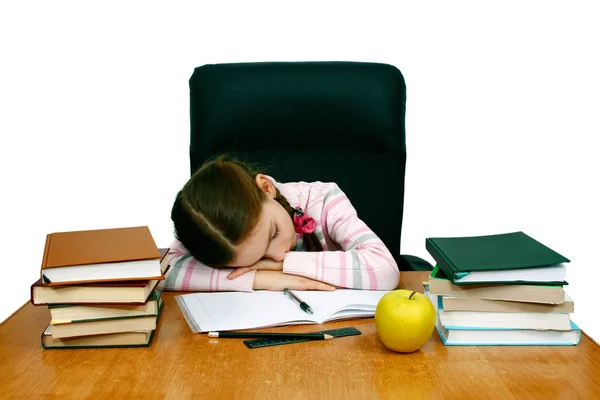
175 289 390 333
42 259 162 283
454 264 566 284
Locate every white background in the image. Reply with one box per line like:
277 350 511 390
1 1 598 343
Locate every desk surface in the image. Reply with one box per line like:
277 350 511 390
1 272 599 400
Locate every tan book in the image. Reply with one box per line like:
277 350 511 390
429 268 564 305
42 327 155 348
40 226 163 286
49 290 162 324
441 293 574 313
41 302 164 349
31 277 160 305
51 300 164 339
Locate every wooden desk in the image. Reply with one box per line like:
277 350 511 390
1 272 599 400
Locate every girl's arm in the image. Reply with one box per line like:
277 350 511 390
159 241 335 292
159 241 256 292
282 185 401 290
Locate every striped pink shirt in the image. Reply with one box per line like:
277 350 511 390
159 178 400 292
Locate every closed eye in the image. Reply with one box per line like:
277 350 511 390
271 227 279 241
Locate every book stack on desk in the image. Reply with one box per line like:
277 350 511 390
424 231 582 346
29 226 169 349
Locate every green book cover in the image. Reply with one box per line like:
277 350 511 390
426 232 569 285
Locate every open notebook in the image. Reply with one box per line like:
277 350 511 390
175 289 390 333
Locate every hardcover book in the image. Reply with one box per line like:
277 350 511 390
50 299 164 339
428 266 565 304
49 290 162 324
42 302 165 349
425 291 580 346
425 231 569 285
31 250 170 305
40 226 163 285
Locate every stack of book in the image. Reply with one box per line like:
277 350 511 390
424 231 582 346
30 226 169 349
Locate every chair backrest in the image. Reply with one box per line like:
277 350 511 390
189 61 407 266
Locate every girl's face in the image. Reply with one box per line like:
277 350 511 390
225 177 298 267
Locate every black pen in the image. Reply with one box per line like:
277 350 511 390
283 288 313 315
207 331 333 340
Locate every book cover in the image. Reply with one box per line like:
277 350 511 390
425 231 570 285
40 226 163 285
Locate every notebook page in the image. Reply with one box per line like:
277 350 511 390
175 291 317 332
296 290 389 321
175 289 391 333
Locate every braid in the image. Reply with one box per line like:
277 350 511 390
274 188 322 252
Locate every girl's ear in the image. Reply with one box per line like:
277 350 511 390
255 174 276 198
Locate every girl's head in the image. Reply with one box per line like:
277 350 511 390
171 155 320 267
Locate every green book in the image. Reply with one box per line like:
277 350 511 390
425 231 569 285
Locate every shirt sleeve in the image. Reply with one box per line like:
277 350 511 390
282 185 400 290
158 240 256 292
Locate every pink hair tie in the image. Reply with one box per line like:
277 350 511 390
293 207 316 234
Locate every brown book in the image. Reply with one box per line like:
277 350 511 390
40 226 163 286
31 249 170 305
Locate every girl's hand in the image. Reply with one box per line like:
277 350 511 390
252 271 336 291
227 258 283 280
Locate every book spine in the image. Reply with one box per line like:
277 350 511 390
40 234 52 282
425 239 458 281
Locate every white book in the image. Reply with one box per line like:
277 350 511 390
175 289 390 333
426 292 581 346
438 309 572 331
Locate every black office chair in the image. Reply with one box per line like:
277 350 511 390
188 61 432 271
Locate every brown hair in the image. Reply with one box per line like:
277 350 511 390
171 155 321 266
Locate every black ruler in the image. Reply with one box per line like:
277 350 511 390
243 326 361 349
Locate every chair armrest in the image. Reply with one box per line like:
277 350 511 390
398 254 434 271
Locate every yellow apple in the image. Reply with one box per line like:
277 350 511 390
374 289 436 353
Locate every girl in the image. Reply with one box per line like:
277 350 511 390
160 155 400 292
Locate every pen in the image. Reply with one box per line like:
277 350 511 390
207 331 333 340
283 288 313 315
